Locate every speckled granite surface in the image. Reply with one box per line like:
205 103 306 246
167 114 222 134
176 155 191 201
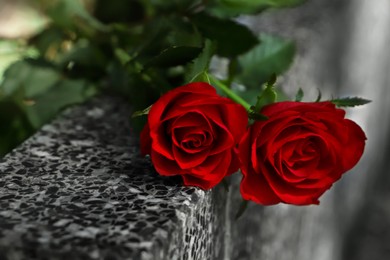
0 96 227 260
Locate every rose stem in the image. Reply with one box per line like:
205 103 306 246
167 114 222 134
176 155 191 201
209 75 252 111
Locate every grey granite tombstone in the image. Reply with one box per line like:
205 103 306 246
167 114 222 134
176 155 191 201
0 97 229 260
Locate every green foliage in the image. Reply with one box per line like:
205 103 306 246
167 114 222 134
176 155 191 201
185 40 216 82
23 79 96 128
190 13 259 57
0 0 306 156
330 97 371 107
209 0 308 17
145 46 203 68
1 59 59 98
0 100 34 156
237 33 296 89
44 0 108 34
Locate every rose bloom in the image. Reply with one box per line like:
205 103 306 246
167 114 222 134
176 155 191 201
141 82 248 189
239 101 366 205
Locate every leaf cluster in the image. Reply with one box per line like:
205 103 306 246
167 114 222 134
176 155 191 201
0 0 307 156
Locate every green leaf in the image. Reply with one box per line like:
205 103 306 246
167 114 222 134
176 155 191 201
295 88 304 102
225 58 239 86
330 97 371 107
0 59 61 98
44 0 108 36
28 26 67 55
59 45 107 80
144 46 202 68
220 0 307 9
94 0 146 24
145 0 195 13
0 40 34 85
135 17 171 57
60 45 107 68
185 40 216 83
114 48 132 65
22 79 97 128
166 17 203 48
0 99 34 157
209 0 307 17
237 33 295 88
191 13 258 57
132 105 152 118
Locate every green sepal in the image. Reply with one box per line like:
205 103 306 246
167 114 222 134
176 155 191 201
330 97 371 107
315 89 322 102
132 105 152 118
248 109 268 121
295 87 304 102
254 75 277 112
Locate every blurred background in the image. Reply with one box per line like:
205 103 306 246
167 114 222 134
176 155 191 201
237 0 390 259
1 0 389 259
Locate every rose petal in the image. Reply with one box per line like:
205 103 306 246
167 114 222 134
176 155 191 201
261 101 343 118
151 150 183 176
220 102 248 142
150 125 174 160
238 129 251 175
148 82 217 130
140 122 152 156
240 167 281 205
191 154 224 177
340 119 366 171
182 151 232 189
182 175 216 190
176 131 212 153
210 124 235 155
227 148 241 175
260 161 326 205
168 112 210 132
169 113 215 156
172 145 209 169
198 106 236 153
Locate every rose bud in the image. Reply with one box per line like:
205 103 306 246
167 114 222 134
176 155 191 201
141 82 248 189
239 101 366 205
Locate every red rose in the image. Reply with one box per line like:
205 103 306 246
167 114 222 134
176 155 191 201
141 82 248 189
239 101 366 205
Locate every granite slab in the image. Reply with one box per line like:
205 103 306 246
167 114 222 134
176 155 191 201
0 96 227 260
